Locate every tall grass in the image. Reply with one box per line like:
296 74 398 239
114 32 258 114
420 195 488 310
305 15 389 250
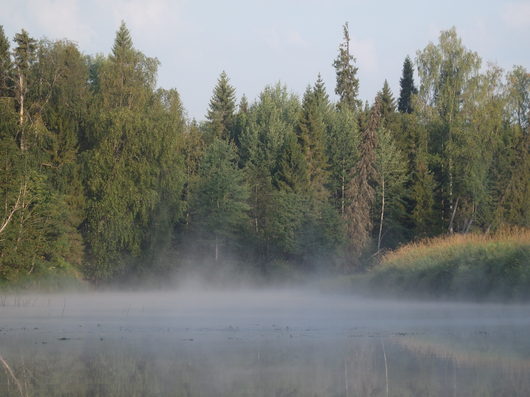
369 228 530 301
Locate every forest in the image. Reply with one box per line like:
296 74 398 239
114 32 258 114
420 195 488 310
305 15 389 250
0 22 528 285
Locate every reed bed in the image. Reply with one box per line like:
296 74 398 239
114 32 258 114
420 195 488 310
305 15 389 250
370 228 530 301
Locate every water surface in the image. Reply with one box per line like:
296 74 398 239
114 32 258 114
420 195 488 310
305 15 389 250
1 290 529 396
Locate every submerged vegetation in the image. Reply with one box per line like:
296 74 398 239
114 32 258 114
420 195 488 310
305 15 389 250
369 228 530 301
0 21 528 296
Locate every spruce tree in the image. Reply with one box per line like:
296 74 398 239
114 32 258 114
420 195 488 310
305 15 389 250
333 22 360 111
192 138 249 262
345 96 381 260
83 22 179 280
274 131 308 193
377 80 396 127
206 71 236 141
398 56 417 113
0 26 12 98
326 105 359 215
296 78 329 200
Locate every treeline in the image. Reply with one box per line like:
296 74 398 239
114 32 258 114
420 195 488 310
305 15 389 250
0 22 528 283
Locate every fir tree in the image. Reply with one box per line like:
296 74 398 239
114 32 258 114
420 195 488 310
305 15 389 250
0 26 12 98
333 22 360 111
206 71 236 141
192 139 249 262
326 105 359 215
274 131 308 193
111 21 133 60
377 80 396 127
345 96 381 260
398 56 417 113
296 78 329 200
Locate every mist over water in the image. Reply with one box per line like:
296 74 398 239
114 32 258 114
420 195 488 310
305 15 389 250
1 287 530 396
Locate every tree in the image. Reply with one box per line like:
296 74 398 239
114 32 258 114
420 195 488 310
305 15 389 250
375 127 407 251
333 22 360 111
326 105 359 215
0 26 12 98
13 29 37 150
206 71 236 141
296 77 329 200
274 130 308 193
416 28 481 233
232 94 249 154
83 22 180 280
191 139 249 262
344 96 381 260
398 56 417 113
377 80 396 128
492 66 530 228
396 113 436 237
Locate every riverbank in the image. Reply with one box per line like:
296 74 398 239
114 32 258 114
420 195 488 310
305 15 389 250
366 228 530 301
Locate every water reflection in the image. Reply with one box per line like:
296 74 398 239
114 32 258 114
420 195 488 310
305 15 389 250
1 291 529 396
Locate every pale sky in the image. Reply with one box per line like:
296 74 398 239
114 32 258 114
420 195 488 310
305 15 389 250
2 0 529 120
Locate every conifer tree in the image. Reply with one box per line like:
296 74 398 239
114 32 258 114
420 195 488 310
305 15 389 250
345 96 381 260
232 94 250 158
206 71 236 141
192 139 249 262
377 80 396 128
83 22 180 280
398 56 417 113
274 131 308 193
326 105 359 215
333 23 360 111
296 77 329 200
0 26 12 98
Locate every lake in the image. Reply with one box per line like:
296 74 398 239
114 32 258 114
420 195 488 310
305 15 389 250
1 289 529 396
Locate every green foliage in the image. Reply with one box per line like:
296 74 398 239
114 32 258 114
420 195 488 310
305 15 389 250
397 56 417 114
326 105 359 215
333 22 360 111
0 23 528 287
0 26 12 97
370 230 530 301
296 78 330 200
374 127 408 249
378 80 396 126
206 71 237 141
344 96 381 260
190 139 249 261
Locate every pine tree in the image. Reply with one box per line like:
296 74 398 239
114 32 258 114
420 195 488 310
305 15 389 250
206 71 236 141
398 56 417 113
333 22 360 111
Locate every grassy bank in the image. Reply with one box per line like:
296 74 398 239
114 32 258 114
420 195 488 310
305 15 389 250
367 228 530 301
0 261 87 292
